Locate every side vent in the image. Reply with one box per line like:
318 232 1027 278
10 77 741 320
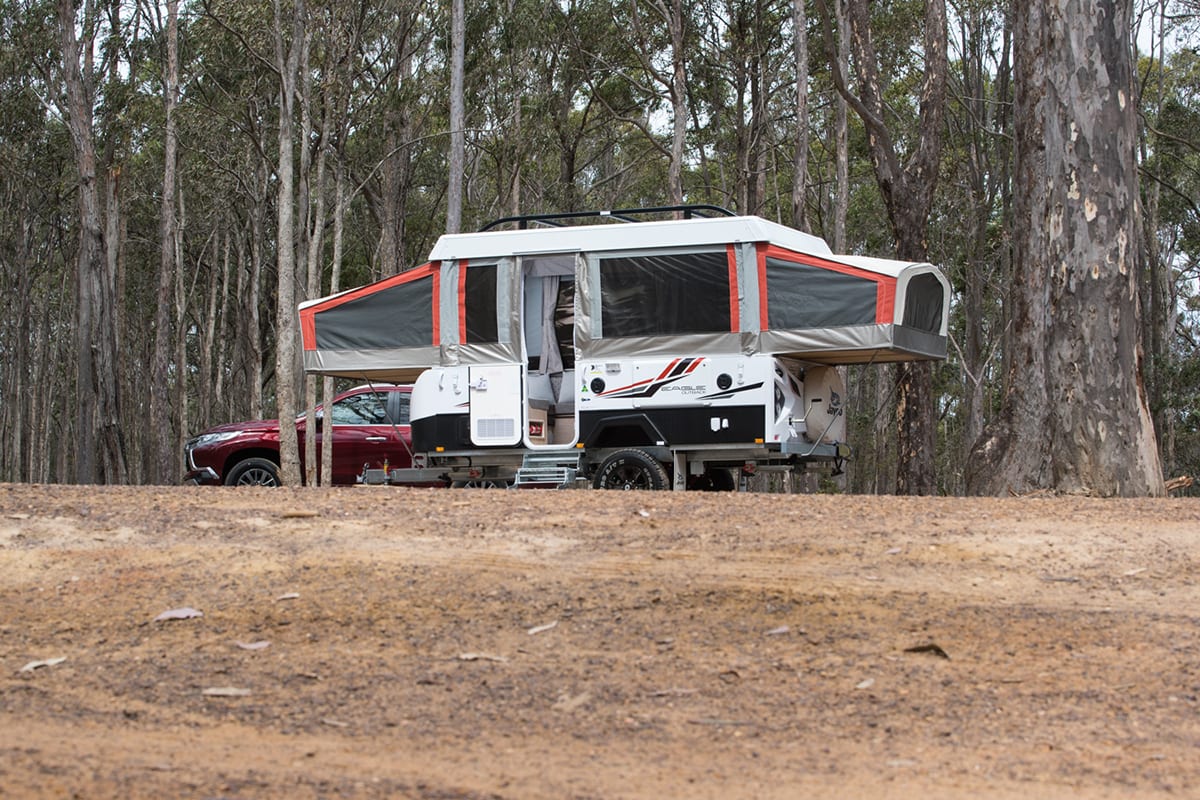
476 418 516 441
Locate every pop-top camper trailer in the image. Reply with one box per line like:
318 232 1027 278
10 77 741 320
299 206 950 490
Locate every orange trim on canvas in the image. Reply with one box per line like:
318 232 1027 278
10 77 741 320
725 244 740 332
300 262 439 351
756 244 769 329
760 245 897 325
456 260 470 343
431 263 441 346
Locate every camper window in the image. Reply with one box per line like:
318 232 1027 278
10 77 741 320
314 268 435 350
463 263 499 343
901 272 945 333
765 257 877 329
598 250 730 337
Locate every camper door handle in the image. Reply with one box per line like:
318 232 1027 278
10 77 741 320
365 436 388 442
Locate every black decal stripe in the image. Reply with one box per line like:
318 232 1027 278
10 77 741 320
699 382 765 402
599 357 705 400
603 372 690 400
669 358 694 378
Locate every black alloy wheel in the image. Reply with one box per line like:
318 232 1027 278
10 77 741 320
592 449 669 490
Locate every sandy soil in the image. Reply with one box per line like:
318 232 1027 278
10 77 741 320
1 483 1199 799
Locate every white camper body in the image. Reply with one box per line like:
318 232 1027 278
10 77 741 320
299 207 951 490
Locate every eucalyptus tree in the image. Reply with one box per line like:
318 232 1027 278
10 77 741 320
446 0 465 233
816 0 949 495
149 0 180 483
265 0 305 484
56 0 129 484
350 2 438 277
495 0 653 215
471 0 567 218
0 2 67 482
186 2 282 425
688 0 792 214
791 0 811 231
615 0 693 206
969 0 1164 496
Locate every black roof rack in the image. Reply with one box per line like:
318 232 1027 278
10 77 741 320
479 204 737 232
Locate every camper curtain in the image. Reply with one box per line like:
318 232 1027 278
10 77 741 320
539 275 562 374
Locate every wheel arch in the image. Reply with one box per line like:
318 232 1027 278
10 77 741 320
224 447 280 478
582 413 668 449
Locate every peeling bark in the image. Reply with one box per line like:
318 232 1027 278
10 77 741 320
968 0 1163 497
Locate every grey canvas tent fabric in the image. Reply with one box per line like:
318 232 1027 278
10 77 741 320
300 216 951 379
300 264 441 381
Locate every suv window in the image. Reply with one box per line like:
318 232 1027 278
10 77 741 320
331 392 390 425
392 392 411 425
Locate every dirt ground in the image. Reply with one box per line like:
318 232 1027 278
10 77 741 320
1 484 1199 799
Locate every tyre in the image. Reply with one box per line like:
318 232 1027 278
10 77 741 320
592 449 669 490
225 457 281 487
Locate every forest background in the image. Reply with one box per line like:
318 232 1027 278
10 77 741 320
0 0 1197 495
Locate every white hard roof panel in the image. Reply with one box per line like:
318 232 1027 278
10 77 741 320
833 254 926 279
427 215 834 262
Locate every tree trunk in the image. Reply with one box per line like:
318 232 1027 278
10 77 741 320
666 0 686 206
833 0 848 253
151 0 179 484
322 160 348 485
791 0 810 231
248 170 266 420
298 26 317 488
968 0 1163 497
819 0 948 495
214 225 233 414
58 0 126 484
201 232 220 424
174 186 188 466
273 0 305 485
447 0 465 234
303 86 331 486
1137 4 1174 476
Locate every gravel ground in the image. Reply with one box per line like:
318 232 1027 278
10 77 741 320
2 484 1199 799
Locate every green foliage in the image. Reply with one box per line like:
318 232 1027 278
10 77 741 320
3 0 1196 489
1139 43 1200 483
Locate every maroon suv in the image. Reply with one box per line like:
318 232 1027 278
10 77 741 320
183 384 417 486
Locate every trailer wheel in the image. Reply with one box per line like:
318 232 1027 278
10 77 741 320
592 449 669 490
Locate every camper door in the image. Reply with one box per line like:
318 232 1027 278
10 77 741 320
468 364 523 446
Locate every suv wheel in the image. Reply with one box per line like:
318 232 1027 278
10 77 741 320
225 457 281 487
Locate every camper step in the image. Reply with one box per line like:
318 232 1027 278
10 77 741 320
514 451 582 489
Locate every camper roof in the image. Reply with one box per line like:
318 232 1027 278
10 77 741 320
428 214 848 267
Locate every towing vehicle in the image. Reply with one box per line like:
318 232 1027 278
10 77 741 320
299 205 950 490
